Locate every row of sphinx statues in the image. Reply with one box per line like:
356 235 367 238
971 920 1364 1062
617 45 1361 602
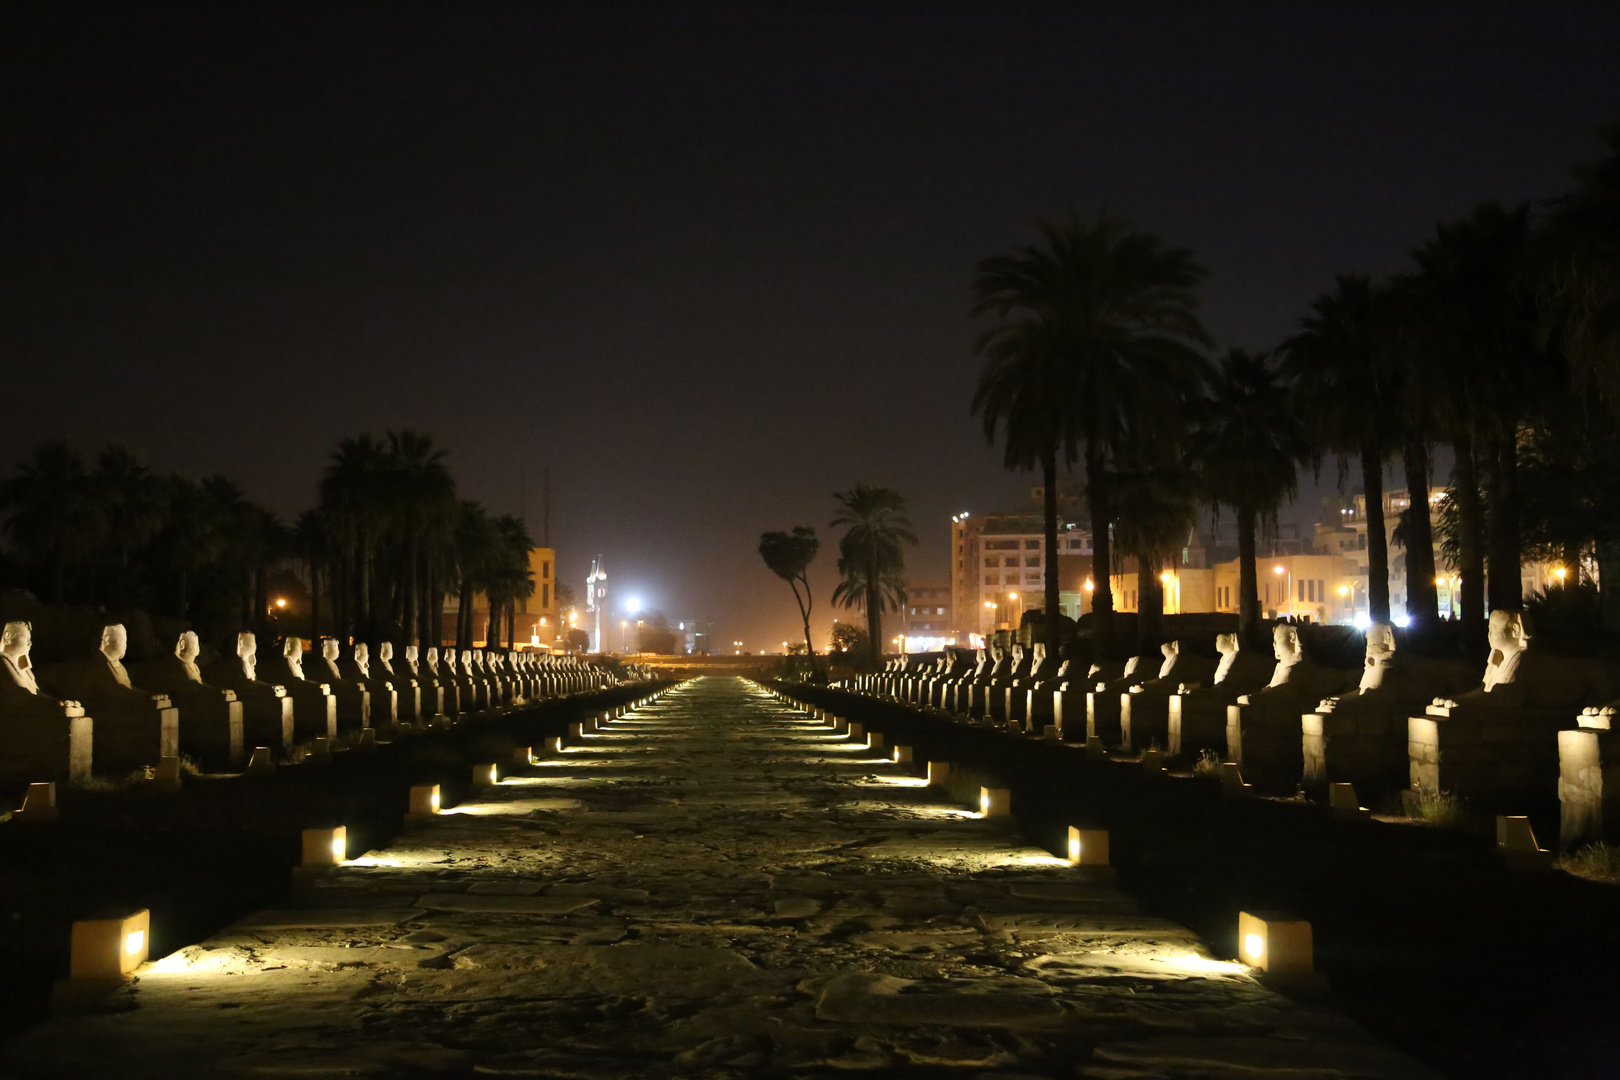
0 619 643 787
850 611 1620 847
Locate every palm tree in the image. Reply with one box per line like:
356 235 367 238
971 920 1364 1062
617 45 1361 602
160 476 229 619
1404 204 1545 633
759 526 820 678
1542 121 1620 400
830 484 917 665
90 444 169 604
452 502 500 651
971 211 1212 654
483 514 535 648
382 430 457 648
1191 350 1309 646
0 441 103 602
319 434 390 641
294 510 332 640
1283 276 1404 625
1111 460 1200 648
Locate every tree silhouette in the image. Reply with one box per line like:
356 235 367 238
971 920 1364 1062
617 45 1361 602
759 526 820 679
831 485 917 665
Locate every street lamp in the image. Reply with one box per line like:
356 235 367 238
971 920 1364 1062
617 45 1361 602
1273 564 1291 618
620 619 628 652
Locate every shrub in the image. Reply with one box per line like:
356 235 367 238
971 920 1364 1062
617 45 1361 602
1557 842 1620 884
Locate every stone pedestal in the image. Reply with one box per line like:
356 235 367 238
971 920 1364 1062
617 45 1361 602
1225 701 1308 793
1301 706 1405 799
1408 704 1573 809
1558 727 1620 849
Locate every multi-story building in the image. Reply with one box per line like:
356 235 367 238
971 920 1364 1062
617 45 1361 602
951 499 1094 643
442 546 561 648
900 582 953 652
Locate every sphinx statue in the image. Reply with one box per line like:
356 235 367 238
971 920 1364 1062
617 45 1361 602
1414 610 1620 807
129 631 244 768
375 642 420 723
0 620 92 785
201 632 294 752
309 638 371 730
337 642 395 726
255 636 337 741
1085 653 1156 746
1299 622 1476 796
458 648 487 711
418 646 453 716
39 623 179 776
1119 640 1219 753
1224 625 1354 791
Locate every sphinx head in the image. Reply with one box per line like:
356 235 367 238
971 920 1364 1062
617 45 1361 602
284 636 303 659
1273 624 1301 663
175 630 200 664
2 620 32 661
1366 622 1396 662
100 623 128 663
404 644 418 663
1488 609 1526 654
378 642 393 663
1215 633 1238 658
237 632 257 661
321 638 340 662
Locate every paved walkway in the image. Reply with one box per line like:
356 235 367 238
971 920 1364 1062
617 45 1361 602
5 677 1436 1078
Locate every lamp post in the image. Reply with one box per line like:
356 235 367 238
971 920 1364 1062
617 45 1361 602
1008 591 1023 627
1273 564 1292 619
620 620 628 652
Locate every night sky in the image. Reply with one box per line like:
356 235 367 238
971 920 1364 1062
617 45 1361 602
5 4 1620 651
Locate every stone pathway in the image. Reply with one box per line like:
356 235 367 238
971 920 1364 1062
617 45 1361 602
4 677 1438 1078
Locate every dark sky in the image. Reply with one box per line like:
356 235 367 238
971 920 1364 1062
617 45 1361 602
5 4 1619 651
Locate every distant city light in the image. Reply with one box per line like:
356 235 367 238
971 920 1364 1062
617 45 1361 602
1394 615 1412 628
625 597 643 614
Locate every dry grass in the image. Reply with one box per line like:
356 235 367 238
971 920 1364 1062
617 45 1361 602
1410 788 1468 829
1557 842 1620 884
1192 750 1222 778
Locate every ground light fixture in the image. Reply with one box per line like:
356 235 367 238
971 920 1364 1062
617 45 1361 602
892 745 913 763
15 781 59 823
1237 911 1313 974
247 746 276 774
71 909 151 981
1328 783 1372 821
472 763 498 789
1497 815 1554 871
407 783 441 820
927 761 950 786
302 826 347 867
1067 826 1109 866
979 786 1010 818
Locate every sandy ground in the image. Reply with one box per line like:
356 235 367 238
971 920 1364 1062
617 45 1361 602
3 676 1438 1079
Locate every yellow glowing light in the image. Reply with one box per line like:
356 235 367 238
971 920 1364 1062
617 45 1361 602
489 765 499 785
430 790 440 810
1008 592 1018 600
1273 566 1284 575
1338 586 1350 596
331 835 346 860
1068 834 1081 861
1244 933 1263 960
1083 579 1094 591
275 598 287 609
980 793 989 812
1435 576 1446 587
1556 567 1568 581
125 930 145 956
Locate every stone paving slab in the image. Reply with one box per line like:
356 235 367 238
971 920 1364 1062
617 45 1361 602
2 676 1441 1078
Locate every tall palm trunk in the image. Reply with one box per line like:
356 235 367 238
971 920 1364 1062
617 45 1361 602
1362 442 1391 624
1084 441 1114 656
1402 438 1438 628
1486 428 1523 612
1137 553 1164 647
1452 435 1486 650
1041 446 1060 646
1236 503 1261 648
309 560 322 641
864 552 882 665
402 540 419 646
